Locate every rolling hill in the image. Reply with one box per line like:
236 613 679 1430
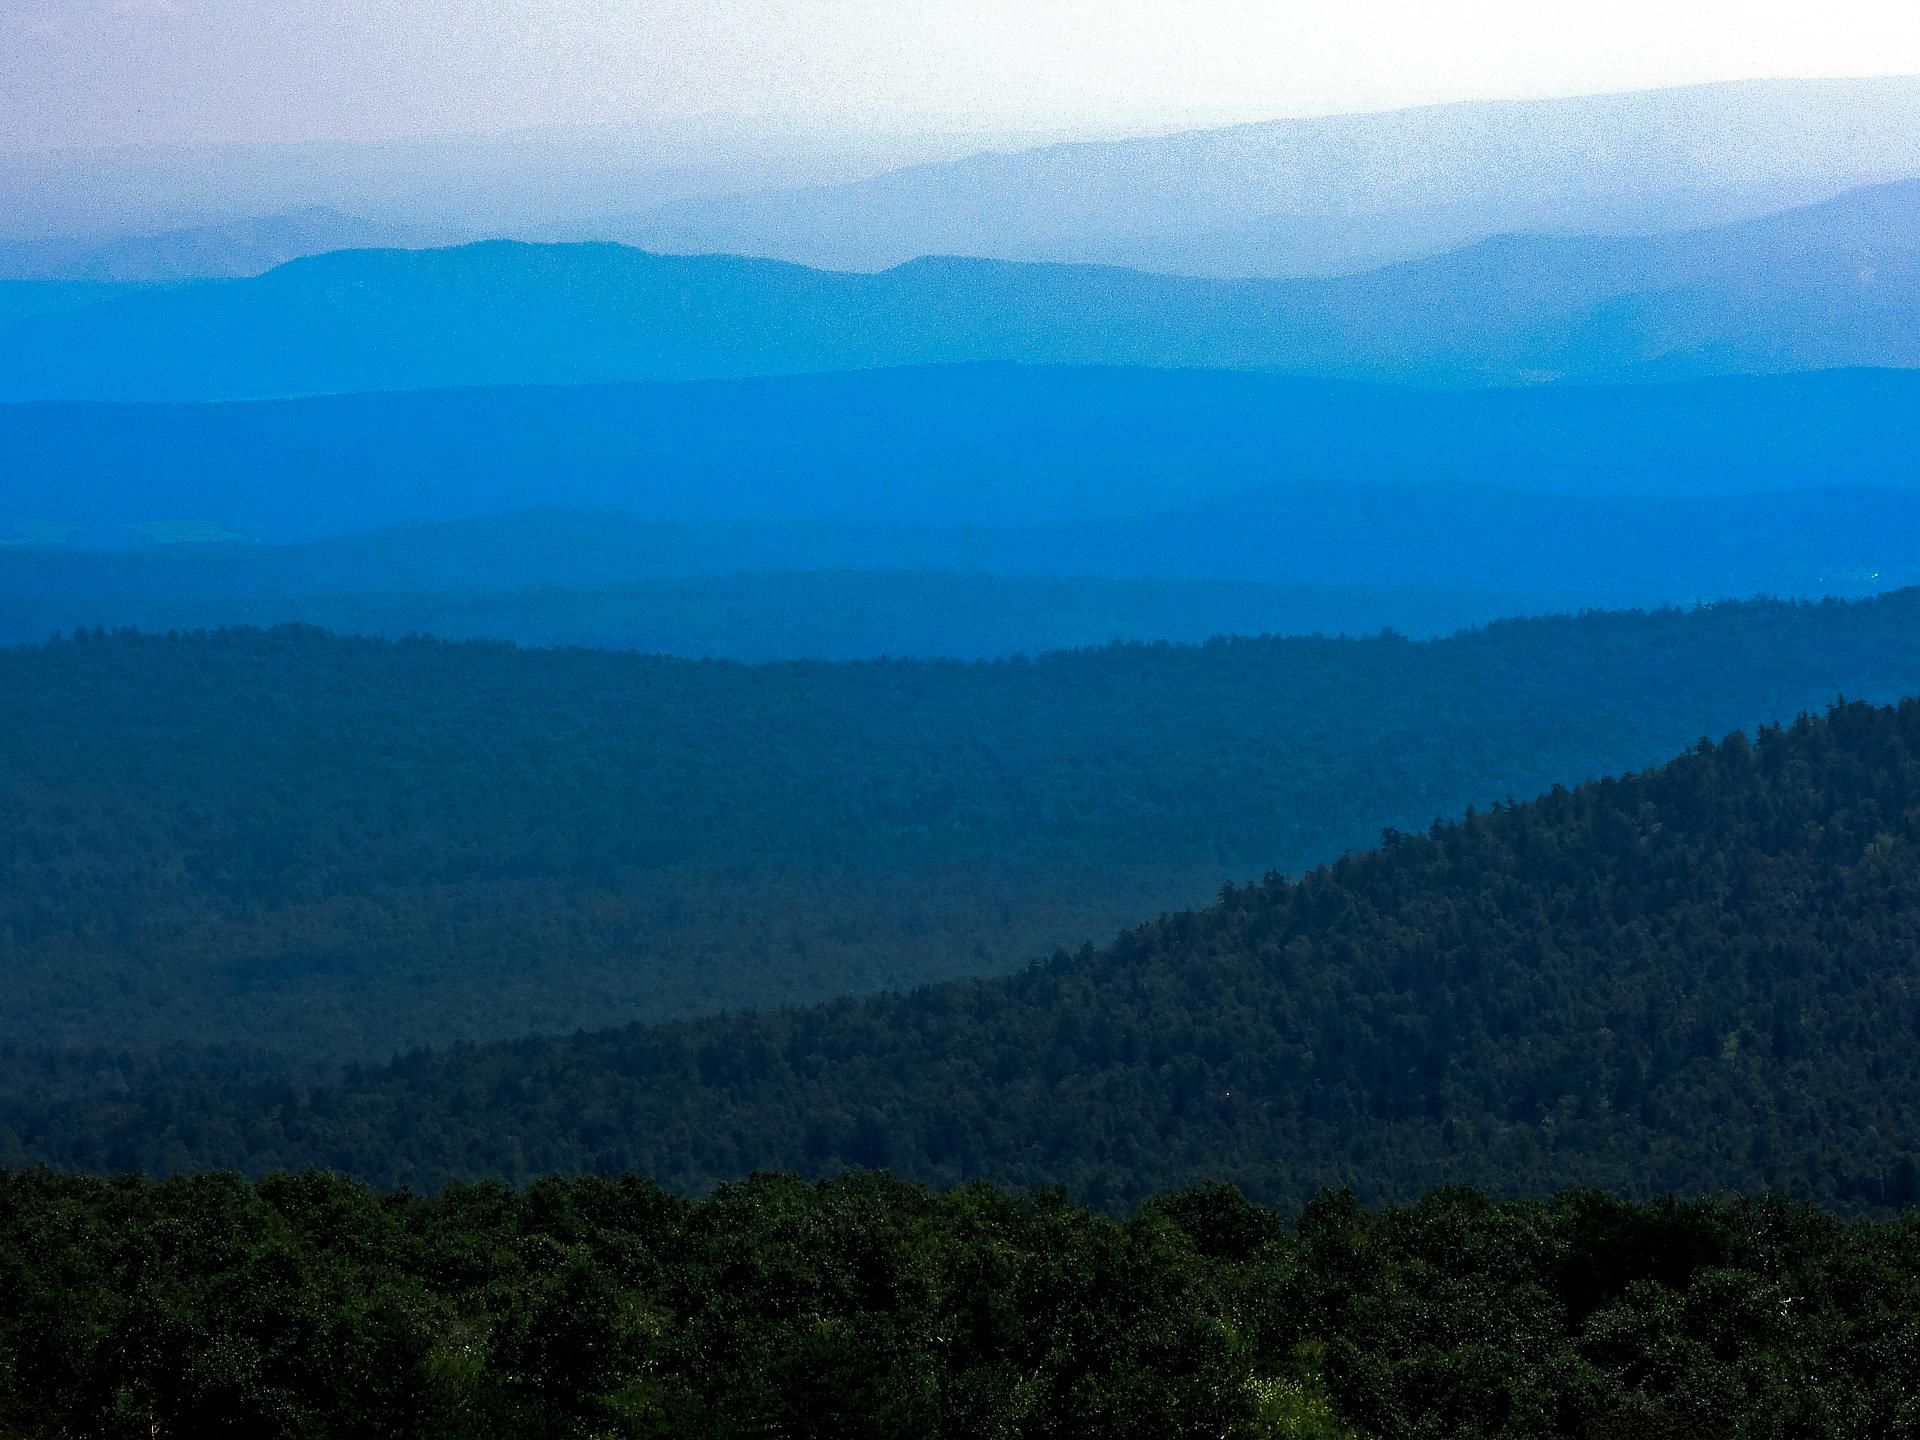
1 181 1917 401
8 695 1920 1218
3 595 1920 1073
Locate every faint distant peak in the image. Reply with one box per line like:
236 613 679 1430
0 207 456 283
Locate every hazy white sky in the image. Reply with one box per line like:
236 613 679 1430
7 0 1920 152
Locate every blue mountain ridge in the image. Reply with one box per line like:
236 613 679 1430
0 180 1915 401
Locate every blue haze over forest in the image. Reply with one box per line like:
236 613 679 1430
12 64 1920 1413
7 81 1920 658
13 52 1920 1431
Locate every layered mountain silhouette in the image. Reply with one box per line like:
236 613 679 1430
13 79 1916 282
1 179 1914 401
606 76 1920 276
9 686 1920 1215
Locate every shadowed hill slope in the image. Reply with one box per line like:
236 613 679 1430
4 595 1920 1064
10 697 1919 1215
6 606 1920 1206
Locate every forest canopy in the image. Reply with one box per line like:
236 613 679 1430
1 1168 1917 1440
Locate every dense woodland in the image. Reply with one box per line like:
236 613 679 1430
7 697 1920 1214
3 1168 1918 1439
7 596 1920 1066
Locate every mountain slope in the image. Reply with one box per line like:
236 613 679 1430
614 76 1920 276
4 596 1920 1097
7 366 1920 546
13 696 1920 1214
2 182 1917 400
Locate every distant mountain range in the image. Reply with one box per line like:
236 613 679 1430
597 76 1920 277
0 121 997 254
10 80 1916 285
1 179 1914 401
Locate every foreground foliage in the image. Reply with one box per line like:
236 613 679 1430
1 1169 1916 1439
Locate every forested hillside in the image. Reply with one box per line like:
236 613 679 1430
8 697 1920 1215
7 596 1920 1067
4 1169 1917 1439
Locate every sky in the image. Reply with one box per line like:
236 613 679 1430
6 0 1920 153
